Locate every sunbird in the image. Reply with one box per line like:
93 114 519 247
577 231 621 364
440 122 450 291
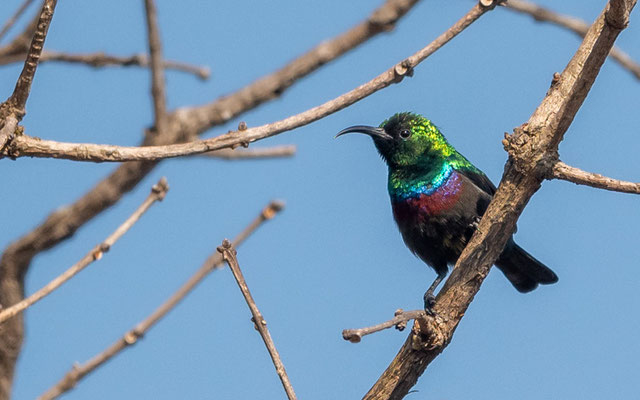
337 112 557 313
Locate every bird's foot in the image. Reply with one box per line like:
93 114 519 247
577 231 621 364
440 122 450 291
469 216 481 229
423 292 436 316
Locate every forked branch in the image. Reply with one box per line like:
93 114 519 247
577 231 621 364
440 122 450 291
38 201 284 400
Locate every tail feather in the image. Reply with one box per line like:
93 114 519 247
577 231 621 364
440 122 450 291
495 242 558 293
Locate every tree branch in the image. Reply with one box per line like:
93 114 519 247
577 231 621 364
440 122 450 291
0 0 56 156
342 309 425 343
0 178 168 325
364 1 636 398
6 0 57 116
0 0 36 44
3 1 494 162
551 160 640 194
0 1 419 394
503 0 640 80
218 239 297 400
0 50 211 79
38 201 284 400
143 0 168 134
180 0 422 135
203 145 296 160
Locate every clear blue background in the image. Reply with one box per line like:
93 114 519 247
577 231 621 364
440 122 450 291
1 0 639 399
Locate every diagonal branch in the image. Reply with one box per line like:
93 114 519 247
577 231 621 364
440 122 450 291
0 0 56 158
143 0 168 134
180 0 421 135
0 178 168 325
0 0 36 44
6 0 57 116
551 160 640 194
364 1 636 398
218 240 297 400
503 0 640 80
3 1 496 162
38 201 284 400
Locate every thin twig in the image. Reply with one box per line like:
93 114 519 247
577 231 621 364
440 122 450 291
7 0 57 116
3 2 493 162
0 178 169 325
183 0 422 134
218 239 297 400
0 0 56 155
143 0 168 134
503 0 640 80
203 145 296 160
0 0 36 44
38 201 284 400
0 51 211 80
551 160 640 194
342 309 426 343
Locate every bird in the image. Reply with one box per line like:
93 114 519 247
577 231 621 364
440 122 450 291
337 112 558 313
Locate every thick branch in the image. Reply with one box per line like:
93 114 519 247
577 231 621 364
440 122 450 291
218 240 297 400
38 201 284 400
552 160 640 194
503 0 640 80
3 2 492 162
364 1 636 398
0 178 168 325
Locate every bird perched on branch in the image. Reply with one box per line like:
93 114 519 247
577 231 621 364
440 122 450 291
337 112 557 313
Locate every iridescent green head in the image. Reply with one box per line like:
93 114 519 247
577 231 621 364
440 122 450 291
337 112 454 169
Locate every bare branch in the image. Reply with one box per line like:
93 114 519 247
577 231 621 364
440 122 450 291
0 1 419 392
342 309 425 343
203 145 296 160
3 2 493 162
218 239 297 400
551 160 640 194
182 0 422 135
0 178 168 325
364 1 636 398
0 11 38 59
0 50 211 79
7 0 57 116
143 0 168 133
503 0 640 80
0 0 55 155
0 0 36 43
38 201 284 400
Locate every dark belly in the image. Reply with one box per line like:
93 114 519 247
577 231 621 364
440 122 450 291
390 173 481 274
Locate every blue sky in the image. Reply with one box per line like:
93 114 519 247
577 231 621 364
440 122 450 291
2 0 639 399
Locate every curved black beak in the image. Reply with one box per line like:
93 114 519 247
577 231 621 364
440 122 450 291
335 125 392 141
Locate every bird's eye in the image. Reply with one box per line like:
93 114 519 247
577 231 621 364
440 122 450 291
399 129 411 140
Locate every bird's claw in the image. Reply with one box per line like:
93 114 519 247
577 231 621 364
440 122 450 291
423 293 436 316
